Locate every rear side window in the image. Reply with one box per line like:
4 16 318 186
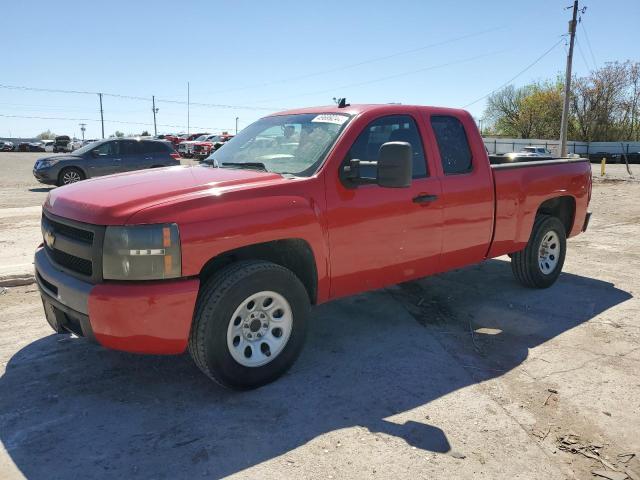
347 114 427 178
140 141 164 153
431 116 472 174
119 140 139 155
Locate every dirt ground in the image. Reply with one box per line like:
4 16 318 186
0 152 639 479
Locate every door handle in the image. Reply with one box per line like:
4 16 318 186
413 194 438 204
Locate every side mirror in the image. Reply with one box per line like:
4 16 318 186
342 141 413 188
376 141 412 188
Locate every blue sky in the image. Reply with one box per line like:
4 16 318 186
1 0 638 139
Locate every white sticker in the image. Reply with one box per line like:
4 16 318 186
311 114 349 125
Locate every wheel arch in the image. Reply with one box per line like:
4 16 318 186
198 238 319 304
536 195 576 234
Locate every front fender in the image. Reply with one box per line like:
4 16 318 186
128 191 329 301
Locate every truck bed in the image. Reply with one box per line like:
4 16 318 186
488 157 591 259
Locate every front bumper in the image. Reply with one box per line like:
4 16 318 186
33 168 57 185
35 246 200 354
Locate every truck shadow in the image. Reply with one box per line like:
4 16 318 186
0 259 632 479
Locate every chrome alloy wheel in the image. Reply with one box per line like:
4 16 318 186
62 170 82 184
226 291 293 367
538 230 560 274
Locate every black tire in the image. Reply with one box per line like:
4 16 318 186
511 215 567 288
189 260 310 390
57 167 85 186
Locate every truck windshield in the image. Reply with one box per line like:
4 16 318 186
205 113 351 176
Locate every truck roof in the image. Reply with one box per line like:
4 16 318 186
271 104 470 118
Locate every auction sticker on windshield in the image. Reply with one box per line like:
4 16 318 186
311 114 349 125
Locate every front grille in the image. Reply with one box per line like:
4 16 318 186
42 211 105 282
46 246 93 276
47 218 94 244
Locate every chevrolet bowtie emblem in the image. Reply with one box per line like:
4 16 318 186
44 229 56 249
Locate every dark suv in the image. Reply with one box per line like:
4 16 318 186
33 138 180 186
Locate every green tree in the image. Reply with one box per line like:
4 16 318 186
36 130 56 140
114 131 124 138
484 61 640 142
141 130 150 136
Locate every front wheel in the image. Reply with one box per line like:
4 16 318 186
511 215 567 288
189 260 309 389
57 167 85 186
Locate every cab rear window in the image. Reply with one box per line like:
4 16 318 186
431 116 472 174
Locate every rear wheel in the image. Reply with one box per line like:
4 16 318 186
511 215 566 288
189 260 309 389
57 167 85 186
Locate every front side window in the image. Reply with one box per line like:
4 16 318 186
346 115 427 179
431 116 472 174
206 113 350 176
92 141 118 156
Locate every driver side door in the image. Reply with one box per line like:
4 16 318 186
86 140 121 177
325 112 444 299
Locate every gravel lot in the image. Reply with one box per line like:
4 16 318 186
0 152 639 479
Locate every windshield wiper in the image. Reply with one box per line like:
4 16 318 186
221 162 269 172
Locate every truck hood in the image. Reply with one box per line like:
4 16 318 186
44 165 287 225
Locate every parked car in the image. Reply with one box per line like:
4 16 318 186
29 141 47 152
34 103 591 389
1 141 14 151
41 140 55 152
624 152 640 164
177 133 210 158
33 138 180 186
588 152 621 163
162 134 184 148
53 135 72 153
503 146 554 160
193 134 234 160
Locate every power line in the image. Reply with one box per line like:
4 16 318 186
580 19 597 68
576 38 592 72
192 26 508 97
0 83 278 111
253 49 508 105
0 113 232 131
461 37 565 109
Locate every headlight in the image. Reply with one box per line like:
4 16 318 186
37 159 59 169
103 224 181 280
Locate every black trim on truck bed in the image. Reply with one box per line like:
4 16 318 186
490 157 589 170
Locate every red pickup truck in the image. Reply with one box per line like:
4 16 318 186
35 104 592 389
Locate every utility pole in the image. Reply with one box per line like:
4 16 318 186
152 96 159 136
79 123 86 141
187 82 190 135
98 93 105 139
235 116 239 134
559 0 578 157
